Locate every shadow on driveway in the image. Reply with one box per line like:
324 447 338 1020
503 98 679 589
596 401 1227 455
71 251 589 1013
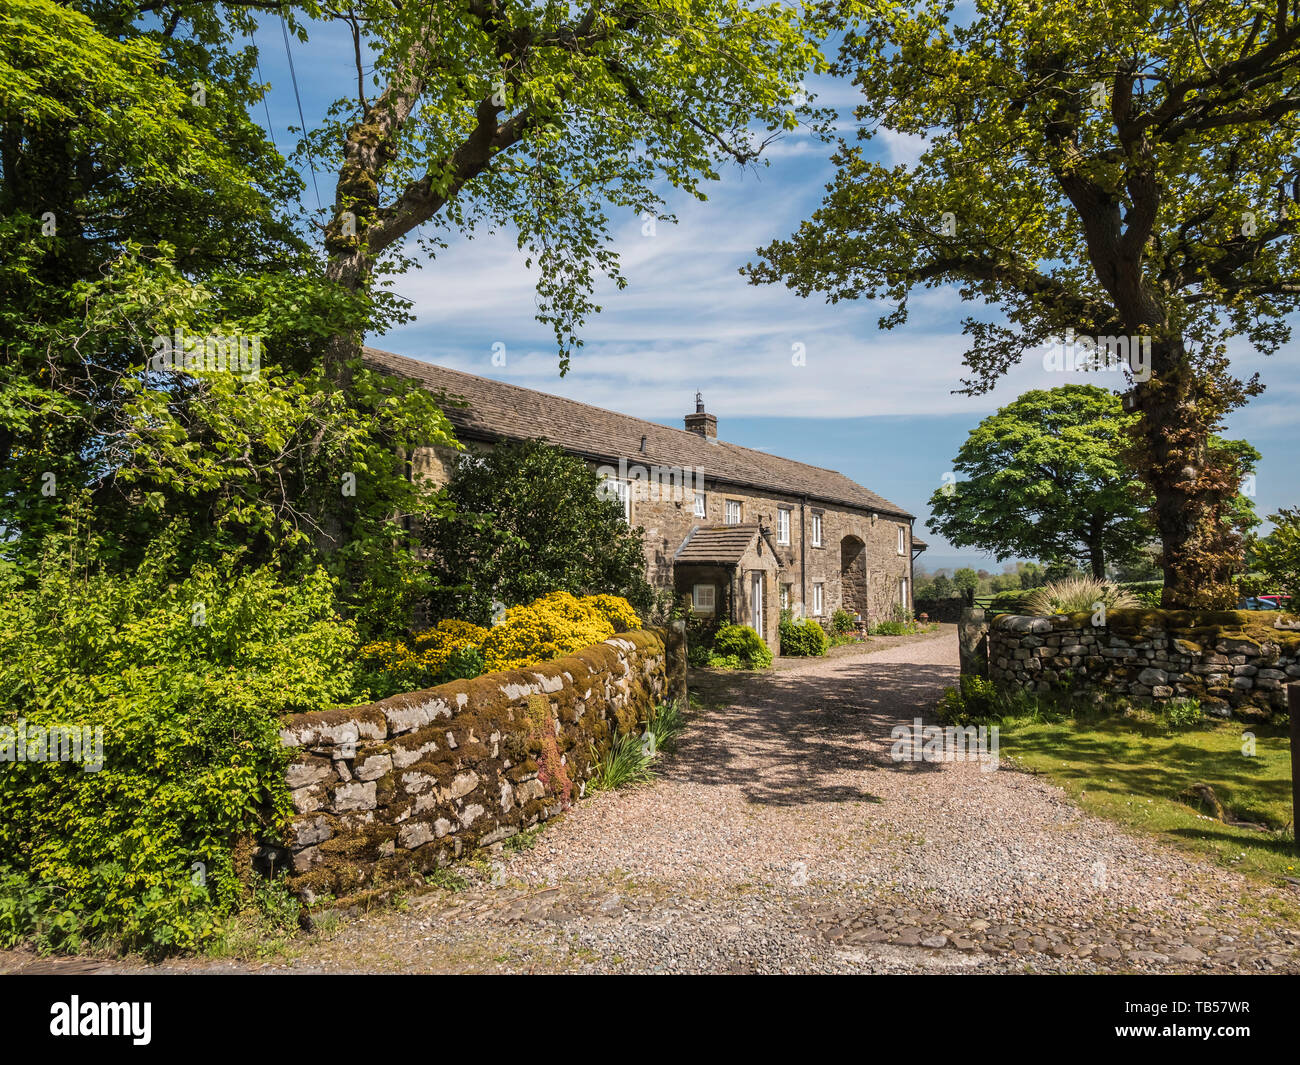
679 644 959 807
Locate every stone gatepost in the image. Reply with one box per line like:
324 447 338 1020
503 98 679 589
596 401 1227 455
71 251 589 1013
666 619 689 706
958 607 989 678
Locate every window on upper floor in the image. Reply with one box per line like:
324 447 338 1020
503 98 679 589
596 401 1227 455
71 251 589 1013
600 477 632 523
694 491 706 518
811 513 823 547
898 525 907 555
725 499 742 525
777 508 790 545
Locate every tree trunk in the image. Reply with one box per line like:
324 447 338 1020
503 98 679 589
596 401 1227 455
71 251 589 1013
1129 338 1238 609
1087 511 1106 579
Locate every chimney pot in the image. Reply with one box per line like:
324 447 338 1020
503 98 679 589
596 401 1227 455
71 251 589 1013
684 395 717 439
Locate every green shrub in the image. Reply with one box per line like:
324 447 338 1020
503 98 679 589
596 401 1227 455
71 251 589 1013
1163 697 1204 730
779 612 829 656
1124 581 1164 607
442 644 485 682
0 525 360 956
870 603 927 635
708 624 773 670
936 675 1000 725
830 608 856 635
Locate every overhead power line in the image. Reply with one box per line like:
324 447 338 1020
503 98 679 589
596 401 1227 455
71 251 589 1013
279 15 324 213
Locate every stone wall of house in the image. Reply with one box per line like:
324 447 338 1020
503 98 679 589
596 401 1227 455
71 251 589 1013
633 482 914 626
410 443 916 629
988 610 1300 722
275 629 676 910
410 439 909 624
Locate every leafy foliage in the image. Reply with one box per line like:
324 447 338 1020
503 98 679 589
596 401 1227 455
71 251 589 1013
1 1 457 638
708 624 773 670
1252 508 1300 602
588 733 656 792
936 675 1001 727
0 523 360 955
749 0 1299 605
928 387 1155 577
779 612 829 656
306 0 830 368
424 440 650 624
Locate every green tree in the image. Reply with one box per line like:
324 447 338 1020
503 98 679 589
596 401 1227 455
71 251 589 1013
300 0 829 374
928 386 1153 579
747 0 1300 607
423 439 650 624
0 1 457 633
952 568 979 596
1252 508 1300 602
929 573 956 599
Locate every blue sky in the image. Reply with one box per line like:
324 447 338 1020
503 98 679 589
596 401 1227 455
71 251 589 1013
250 18 1299 573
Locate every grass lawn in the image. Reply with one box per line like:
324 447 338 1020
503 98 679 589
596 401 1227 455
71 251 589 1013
998 709 1299 884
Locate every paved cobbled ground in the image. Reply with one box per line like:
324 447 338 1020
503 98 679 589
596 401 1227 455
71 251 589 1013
8 627 1300 974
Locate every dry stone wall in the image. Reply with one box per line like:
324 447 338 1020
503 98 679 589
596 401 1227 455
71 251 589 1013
276 629 672 908
988 609 1300 722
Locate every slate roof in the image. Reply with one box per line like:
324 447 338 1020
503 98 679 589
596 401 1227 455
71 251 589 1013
362 346 913 519
674 525 762 565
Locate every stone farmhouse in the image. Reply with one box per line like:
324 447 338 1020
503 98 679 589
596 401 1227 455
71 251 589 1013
365 347 925 650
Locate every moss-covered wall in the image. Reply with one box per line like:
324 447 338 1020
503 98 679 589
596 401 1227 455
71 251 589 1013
275 629 670 910
989 609 1300 723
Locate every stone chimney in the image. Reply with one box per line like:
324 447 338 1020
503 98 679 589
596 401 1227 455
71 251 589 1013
684 391 717 439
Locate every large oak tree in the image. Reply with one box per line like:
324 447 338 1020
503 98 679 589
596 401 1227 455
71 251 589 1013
747 0 1300 607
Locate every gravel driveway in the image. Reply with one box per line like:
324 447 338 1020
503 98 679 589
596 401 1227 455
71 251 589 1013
17 628 1300 974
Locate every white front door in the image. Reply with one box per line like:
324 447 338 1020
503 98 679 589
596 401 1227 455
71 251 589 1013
751 572 763 634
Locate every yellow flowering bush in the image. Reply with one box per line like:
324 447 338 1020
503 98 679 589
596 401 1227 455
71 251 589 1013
360 618 489 695
481 591 638 673
583 593 642 632
412 618 490 674
360 594 641 690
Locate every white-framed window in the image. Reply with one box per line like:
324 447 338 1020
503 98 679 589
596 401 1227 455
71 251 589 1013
692 583 716 615
780 584 791 610
812 582 824 616
811 513 823 547
725 499 742 525
899 577 909 608
601 477 632 522
777 507 790 544
693 491 706 518
897 526 907 555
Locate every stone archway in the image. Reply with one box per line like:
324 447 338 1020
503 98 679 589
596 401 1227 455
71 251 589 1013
840 535 868 621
